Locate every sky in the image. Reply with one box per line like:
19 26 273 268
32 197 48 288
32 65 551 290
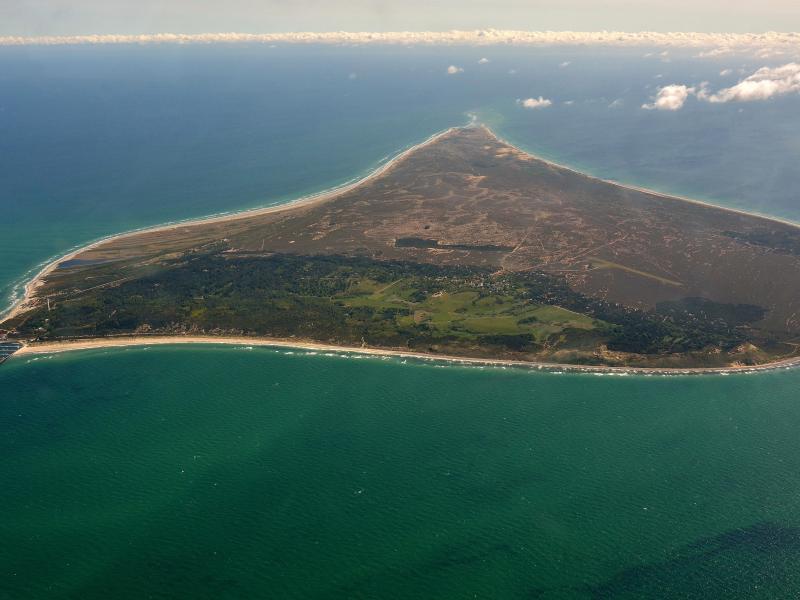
2 0 800 36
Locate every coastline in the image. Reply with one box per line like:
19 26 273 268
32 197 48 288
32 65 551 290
8 122 800 325
0 125 460 323
484 126 800 231
5 124 800 375
11 335 800 375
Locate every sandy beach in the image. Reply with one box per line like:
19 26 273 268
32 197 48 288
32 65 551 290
11 335 800 375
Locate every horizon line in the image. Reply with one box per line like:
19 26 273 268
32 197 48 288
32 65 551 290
2 30 799 49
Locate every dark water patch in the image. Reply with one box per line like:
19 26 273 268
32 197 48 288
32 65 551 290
590 523 800 599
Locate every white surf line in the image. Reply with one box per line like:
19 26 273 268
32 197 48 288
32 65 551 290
0 123 464 323
12 335 800 376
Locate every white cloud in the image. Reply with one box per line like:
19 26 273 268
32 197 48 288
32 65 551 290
559 61 571 68
518 96 553 110
755 47 787 59
508 68 518 75
707 63 800 102
564 100 575 105
696 47 735 58
639 64 800 110
608 98 624 108
719 68 733 76
2 31 800 52
478 57 490 64
642 84 694 111
447 65 464 75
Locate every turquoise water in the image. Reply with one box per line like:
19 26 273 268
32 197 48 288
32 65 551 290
3 45 800 598
3 347 800 598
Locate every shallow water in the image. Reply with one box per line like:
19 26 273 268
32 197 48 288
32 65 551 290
2 346 800 598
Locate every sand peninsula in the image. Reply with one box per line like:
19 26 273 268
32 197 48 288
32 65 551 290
0 126 459 324
4 124 800 372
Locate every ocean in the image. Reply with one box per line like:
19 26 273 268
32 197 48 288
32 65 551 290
4 347 800 598
2 43 800 598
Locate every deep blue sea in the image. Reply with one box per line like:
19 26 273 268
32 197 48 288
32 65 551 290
2 44 800 598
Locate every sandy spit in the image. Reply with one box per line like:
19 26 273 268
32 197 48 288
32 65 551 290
5 124 800 375
0 125 460 323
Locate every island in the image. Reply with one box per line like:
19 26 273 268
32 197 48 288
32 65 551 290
3 125 800 371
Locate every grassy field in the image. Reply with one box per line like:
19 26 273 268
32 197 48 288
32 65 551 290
339 278 603 344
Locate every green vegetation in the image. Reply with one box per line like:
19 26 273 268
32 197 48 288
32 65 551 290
8 252 770 364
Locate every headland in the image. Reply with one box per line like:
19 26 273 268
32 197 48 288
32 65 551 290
4 125 800 370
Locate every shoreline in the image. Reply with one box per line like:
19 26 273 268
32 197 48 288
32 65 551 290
0 124 460 323
7 122 800 324
11 335 800 375
485 126 800 231
5 124 800 375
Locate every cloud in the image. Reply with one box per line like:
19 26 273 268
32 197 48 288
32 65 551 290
639 64 800 111
719 68 733 76
754 47 787 59
608 98 624 108
707 63 800 103
563 100 575 105
518 96 553 110
695 47 735 58
642 84 694 111
559 61 571 68
2 31 800 52
478 57 490 64
447 65 464 75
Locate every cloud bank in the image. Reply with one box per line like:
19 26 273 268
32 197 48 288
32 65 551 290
1 30 799 51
